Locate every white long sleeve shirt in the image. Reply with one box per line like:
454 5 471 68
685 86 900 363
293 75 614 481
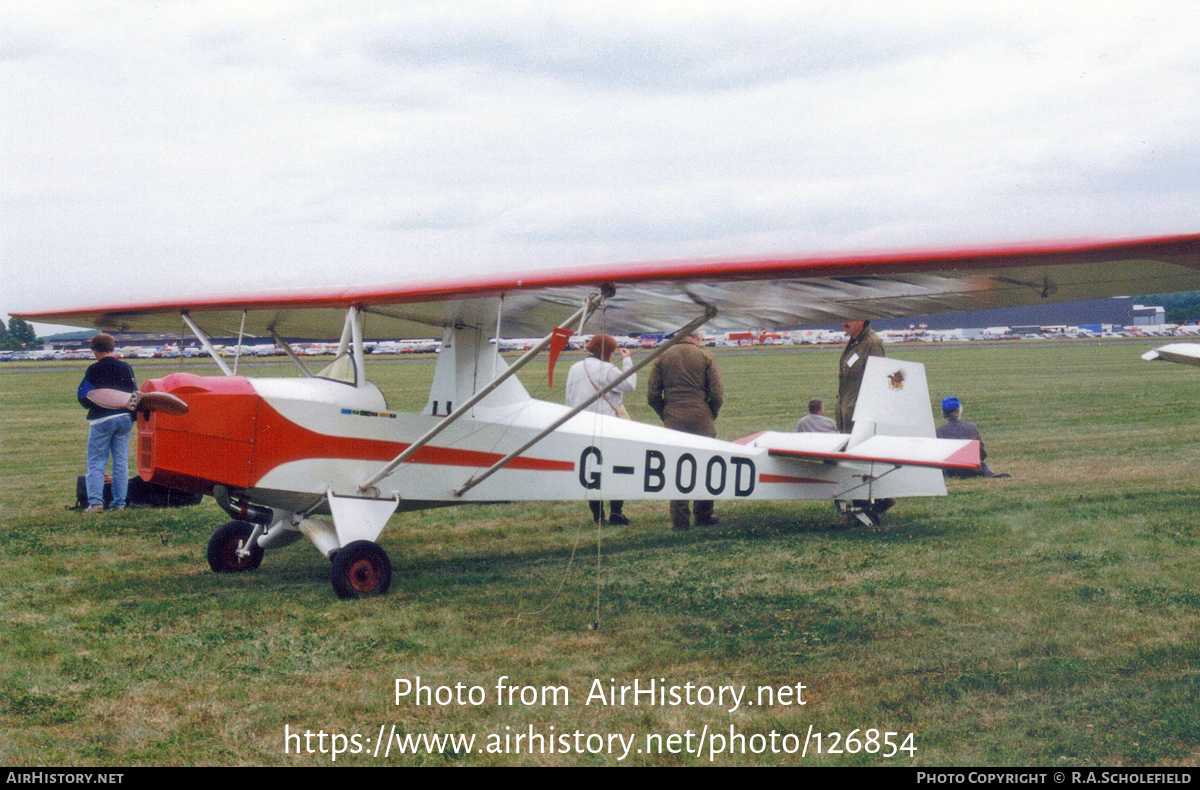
564 355 635 415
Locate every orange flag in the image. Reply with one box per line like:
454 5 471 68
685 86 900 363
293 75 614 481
547 327 573 388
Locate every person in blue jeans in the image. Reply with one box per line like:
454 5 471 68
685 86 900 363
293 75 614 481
79 334 137 513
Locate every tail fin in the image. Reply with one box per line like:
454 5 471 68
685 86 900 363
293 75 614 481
846 357 946 499
847 357 936 446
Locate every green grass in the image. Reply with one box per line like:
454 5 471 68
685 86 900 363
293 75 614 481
1 341 1198 766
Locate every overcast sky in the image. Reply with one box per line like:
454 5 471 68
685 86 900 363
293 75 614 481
3 0 1198 334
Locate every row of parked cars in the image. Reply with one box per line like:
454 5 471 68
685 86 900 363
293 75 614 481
5 325 1197 363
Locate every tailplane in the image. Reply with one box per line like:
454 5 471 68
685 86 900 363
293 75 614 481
845 357 953 502
742 358 981 516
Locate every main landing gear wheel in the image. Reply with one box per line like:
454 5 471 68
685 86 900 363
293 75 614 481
207 520 264 573
330 540 392 599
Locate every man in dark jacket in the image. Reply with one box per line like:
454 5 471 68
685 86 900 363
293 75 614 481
648 333 724 530
79 334 137 512
836 320 885 432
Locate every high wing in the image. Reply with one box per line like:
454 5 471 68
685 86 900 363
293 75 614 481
17 233 1200 339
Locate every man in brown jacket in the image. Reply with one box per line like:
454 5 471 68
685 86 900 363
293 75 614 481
836 320 885 433
648 333 724 530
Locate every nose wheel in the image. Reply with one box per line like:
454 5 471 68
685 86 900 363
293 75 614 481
330 540 393 599
207 520 265 572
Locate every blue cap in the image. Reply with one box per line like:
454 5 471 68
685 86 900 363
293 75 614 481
942 396 961 414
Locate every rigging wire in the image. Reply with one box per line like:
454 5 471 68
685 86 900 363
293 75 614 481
591 304 611 630
501 513 588 628
504 303 617 632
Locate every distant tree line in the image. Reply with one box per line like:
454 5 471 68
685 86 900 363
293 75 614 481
0 317 39 350
1140 291 1200 323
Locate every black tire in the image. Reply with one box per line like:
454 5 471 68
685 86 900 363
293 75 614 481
330 540 392 599
207 520 264 573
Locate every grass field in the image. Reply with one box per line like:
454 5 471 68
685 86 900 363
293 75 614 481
1 341 1198 766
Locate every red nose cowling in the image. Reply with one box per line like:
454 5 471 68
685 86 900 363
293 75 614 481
137 372 261 493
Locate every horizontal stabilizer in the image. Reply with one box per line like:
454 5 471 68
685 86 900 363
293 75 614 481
1142 343 1200 368
741 431 848 454
746 431 980 471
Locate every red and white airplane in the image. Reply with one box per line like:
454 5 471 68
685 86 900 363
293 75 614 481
19 234 1200 598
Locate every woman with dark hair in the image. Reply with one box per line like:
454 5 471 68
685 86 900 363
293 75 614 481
564 334 635 525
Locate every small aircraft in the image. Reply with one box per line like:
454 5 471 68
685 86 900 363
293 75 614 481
19 234 1200 598
1142 343 1200 368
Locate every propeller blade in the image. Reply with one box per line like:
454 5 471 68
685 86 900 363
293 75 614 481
86 388 189 415
86 388 136 410
137 391 189 415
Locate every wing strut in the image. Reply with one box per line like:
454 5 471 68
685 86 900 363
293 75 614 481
180 312 233 376
356 290 610 495
452 304 718 498
232 311 247 374
269 329 315 377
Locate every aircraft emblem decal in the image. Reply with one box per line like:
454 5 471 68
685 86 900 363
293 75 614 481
887 370 906 390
